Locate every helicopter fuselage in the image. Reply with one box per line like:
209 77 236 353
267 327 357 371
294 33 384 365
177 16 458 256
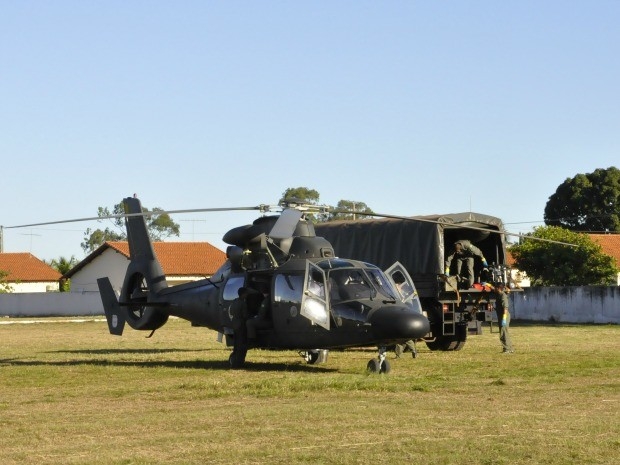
136 256 429 350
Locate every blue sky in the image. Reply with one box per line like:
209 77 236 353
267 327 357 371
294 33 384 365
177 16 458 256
1 1 619 261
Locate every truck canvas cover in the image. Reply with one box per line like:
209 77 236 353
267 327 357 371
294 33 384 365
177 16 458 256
315 212 506 296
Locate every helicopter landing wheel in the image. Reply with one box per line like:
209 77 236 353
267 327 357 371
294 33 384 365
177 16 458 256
229 349 247 369
366 358 391 374
367 346 390 374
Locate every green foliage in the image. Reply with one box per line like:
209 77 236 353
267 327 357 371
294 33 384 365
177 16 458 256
146 207 180 240
510 226 619 285
81 201 181 253
0 270 13 293
48 256 79 292
545 166 620 232
281 187 320 204
48 256 78 275
281 187 374 223
327 200 374 221
281 187 327 222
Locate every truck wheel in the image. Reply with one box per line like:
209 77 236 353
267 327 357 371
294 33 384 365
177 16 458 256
425 324 467 351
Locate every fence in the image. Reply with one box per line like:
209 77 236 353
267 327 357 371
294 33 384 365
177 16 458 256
0 292 103 318
511 286 620 324
1 287 619 324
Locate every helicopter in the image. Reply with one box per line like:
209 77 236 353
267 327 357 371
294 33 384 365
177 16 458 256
96 196 431 373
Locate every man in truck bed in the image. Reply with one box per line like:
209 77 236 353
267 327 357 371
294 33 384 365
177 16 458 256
445 239 489 289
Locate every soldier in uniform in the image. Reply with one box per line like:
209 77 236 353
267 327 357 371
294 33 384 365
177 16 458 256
445 239 489 288
394 340 417 358
247 289 272 341
494 282 514 353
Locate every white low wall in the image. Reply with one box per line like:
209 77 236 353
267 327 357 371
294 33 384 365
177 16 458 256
512 286 620 324
1 287 619 324
0 292 103 317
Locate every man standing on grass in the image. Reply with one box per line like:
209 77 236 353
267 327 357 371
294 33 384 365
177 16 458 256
494 282 514 353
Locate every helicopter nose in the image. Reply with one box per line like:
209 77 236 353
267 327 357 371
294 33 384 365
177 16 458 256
369 306 430 340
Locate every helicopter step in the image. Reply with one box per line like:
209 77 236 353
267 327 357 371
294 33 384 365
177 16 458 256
300 349 329 364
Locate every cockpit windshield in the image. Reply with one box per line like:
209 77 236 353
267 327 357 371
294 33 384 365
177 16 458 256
365 268 399 300
328 268 373 302
326 266 397 303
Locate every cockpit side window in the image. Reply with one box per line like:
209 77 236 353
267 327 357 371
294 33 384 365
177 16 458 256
367 268 399 300
223 276 245 301
274 274 304 304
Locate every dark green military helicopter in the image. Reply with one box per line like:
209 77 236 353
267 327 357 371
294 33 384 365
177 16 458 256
96 196 430 373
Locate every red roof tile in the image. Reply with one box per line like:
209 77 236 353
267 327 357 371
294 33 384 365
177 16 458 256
106 241 227 276
0 253 62 282
589 234 620 265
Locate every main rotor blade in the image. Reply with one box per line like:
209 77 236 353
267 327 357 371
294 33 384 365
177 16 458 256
4 205 271 229
328 209 578 248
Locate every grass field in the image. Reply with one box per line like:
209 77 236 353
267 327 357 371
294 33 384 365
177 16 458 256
1 318 618 465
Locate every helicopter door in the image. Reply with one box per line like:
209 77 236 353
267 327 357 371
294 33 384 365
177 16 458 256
384 262 423 313
301 261 330 330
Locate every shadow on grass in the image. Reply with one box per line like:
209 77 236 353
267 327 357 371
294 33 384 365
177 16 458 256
51 348 201 355
0 355 337 372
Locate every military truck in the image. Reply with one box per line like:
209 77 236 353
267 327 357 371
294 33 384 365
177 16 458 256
314 212 511 351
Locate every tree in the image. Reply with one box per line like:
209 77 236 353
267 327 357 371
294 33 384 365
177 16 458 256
49 256 79 292
327 200 374 221
280 187 327 222
280 187 375 223
510 226 619 286
544 166 620 232
0 270 13 293
81 202 181 253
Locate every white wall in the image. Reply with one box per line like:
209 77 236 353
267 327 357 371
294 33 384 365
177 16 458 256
511 286 620 324
69 249 206 293
2 286 619 323
70 249 129 294
8 281 60 293
0 292 103 317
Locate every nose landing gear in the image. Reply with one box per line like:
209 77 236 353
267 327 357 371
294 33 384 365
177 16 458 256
367 347 391 374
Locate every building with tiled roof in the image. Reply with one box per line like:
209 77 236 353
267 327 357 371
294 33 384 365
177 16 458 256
65 241 227 294
589 233 620 285
589 233 620 264
0 252 62 292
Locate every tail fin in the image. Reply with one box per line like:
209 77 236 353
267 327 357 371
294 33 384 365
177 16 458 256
124 197 161 265
117 196 169 332
98 277 126 335
122 196 168 295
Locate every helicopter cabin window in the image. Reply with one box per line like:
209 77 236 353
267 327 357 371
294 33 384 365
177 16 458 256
389 269 413 299
274 274 304 304
210 260 232 284
223 276 245 301
306 269 326 300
